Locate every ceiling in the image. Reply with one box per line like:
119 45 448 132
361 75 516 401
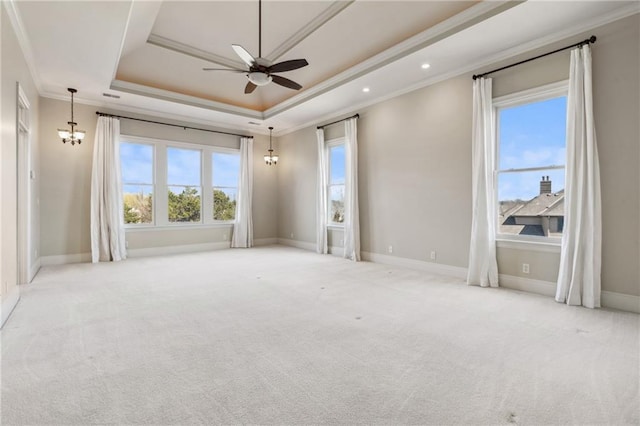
8 0 639 135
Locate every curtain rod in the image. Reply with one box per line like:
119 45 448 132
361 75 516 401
317 113 360 129
472 35 596 80
95 112 253 138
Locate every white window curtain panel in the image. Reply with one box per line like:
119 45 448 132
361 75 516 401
315 128 328 254
556 45 602 308
231 137 254 248
90 116 127 263
343 117 360 261
467 77 499 287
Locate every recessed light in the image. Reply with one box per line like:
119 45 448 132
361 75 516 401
421 63 431 70
362 87 370 93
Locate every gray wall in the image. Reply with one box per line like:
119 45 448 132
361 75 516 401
38 98 277 257
1 5 40 303
276 14 640 298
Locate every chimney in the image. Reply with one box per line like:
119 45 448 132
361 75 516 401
540 176 552 194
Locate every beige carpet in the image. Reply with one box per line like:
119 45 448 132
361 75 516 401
1 245 638 425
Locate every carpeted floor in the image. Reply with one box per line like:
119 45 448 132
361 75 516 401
1 245 638 425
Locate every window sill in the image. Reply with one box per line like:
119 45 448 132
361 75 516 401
496 237 561 253
125 222 234 232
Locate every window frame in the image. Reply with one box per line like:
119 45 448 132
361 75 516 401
326 137 346 227
166 144 203 225
211 151 241 223
493 80 568 245
120 135 240 230
120 140 156 227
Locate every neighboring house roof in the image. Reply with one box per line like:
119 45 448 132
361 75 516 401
499 188 565 236
509 190 565 218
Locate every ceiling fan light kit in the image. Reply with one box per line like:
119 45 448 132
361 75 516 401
248 72 272 86
203 0 308 94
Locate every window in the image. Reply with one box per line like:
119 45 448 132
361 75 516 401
167 147 201 223
328 141 345 224
121 142 154 224
119 136 240 228
495 82 567 240
212 153 240 221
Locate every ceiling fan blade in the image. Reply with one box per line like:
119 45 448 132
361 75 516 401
244 81 257 94
232 44 255 67
271 75 302 91
202 68 246 72
267 59 309 73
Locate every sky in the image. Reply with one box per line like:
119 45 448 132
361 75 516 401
121 143 153 184
121 143 240 190
167 147 201 186
498 96 567 201
330 144 345 184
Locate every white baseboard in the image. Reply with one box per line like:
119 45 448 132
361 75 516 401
128 241 230 258
41 252 92 266
601 291 640 314
277 238 316 252
28 258 41 282
38 243 640 315
361 251 468 280
498 274 556 297
254 238 278 246
498 274 640 313
1 288 20 329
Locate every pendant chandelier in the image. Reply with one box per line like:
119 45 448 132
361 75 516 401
264 126 278 165
57 88 85 145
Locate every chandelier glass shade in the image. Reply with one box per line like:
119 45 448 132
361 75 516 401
57 88 85 145
264 126 278 165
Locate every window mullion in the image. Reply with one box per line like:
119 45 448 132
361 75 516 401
156 143 168 226
202 149 213 224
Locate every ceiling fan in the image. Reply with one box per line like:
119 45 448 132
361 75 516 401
203 0 309 94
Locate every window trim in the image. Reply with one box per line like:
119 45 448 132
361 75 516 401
120 134 240 229
120 140 156 227
211 151 241 223
493 80 568 245
326 137 345 227
166 145 204 225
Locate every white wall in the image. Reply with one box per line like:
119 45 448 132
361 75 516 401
276 14 640 299
38 99 278 259
1 3 41 324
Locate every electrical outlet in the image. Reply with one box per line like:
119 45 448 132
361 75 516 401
125 240 129 249
290 232 294 239
430 251 437 261
339 238 343 245
388 245 393 254
522 263 530 274
223 234 228 241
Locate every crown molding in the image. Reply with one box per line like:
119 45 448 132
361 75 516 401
275 3 640 136
147 34 247 70
113 1 163 81
262 0 518 119
265 0 355 63
40 89 272 136
110 79 263 120
3 0 42 92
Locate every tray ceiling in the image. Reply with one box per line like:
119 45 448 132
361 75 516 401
9 1 639 134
